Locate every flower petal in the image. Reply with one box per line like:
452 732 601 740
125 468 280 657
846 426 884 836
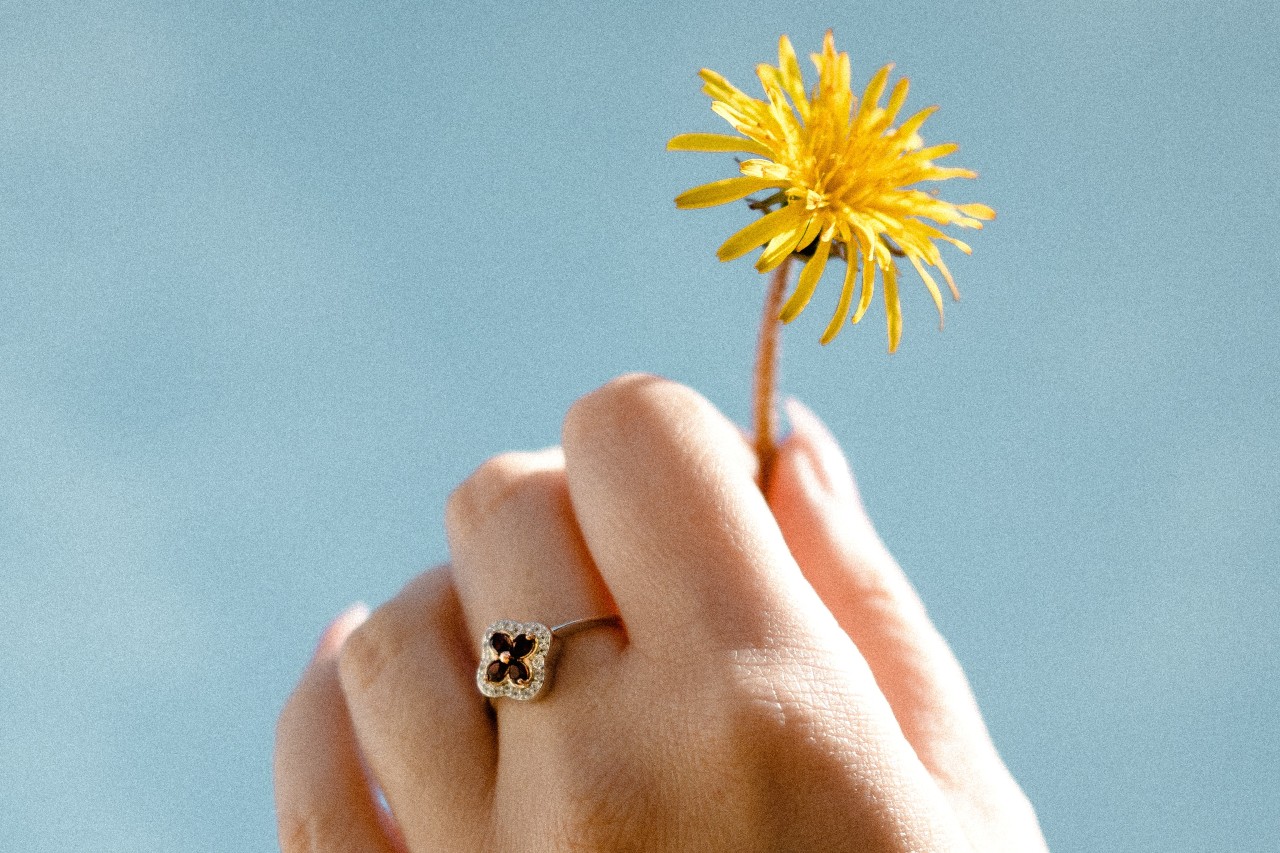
794 215 824 254
820 245 859 344
710 100 779 144
756 221 809 272
667 132 774 158
776 35 809 118
850 231 876 324
490 632 512 654
935 256 961 300
738 158 791 181
759 78 803 149
908 253 946 329
699 68 752 102
856 64 894 126
892 105 938 143
882 77 910 128
921 166 978 181
676 176 788 210
912 142 959 161
912 222 974 255
958 203 997 220
883 261 902 353
780 237 832 323
717 203 807 261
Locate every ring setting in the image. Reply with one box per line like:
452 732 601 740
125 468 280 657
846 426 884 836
476 616 619 701
477 620 553 701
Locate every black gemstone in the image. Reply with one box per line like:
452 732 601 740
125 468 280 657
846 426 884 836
508 660 530 685
490 632 513 654
512 633 535 658
485 660 508 683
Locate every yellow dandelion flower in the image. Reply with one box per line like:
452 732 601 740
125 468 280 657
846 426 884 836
669 31 995 352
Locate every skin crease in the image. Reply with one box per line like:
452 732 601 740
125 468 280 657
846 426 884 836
274 374 1049 853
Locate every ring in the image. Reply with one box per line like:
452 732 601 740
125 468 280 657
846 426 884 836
476 616 621 701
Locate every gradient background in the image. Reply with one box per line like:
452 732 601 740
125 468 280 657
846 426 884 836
2 1 1277 850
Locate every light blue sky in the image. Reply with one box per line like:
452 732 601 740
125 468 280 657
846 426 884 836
2 2 1277 850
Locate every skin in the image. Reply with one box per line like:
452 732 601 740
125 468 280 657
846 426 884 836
274 374 1049 852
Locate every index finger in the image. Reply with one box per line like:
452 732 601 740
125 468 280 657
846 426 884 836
561 373 824 650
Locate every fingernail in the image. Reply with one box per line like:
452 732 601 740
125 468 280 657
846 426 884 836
783 398 856 501
314 602 370 658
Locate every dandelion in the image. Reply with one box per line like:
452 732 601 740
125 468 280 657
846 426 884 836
669 31 994 481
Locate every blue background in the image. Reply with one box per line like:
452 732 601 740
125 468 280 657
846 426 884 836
2 1 1277 850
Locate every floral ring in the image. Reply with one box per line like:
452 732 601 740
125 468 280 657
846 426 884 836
476 616 621 701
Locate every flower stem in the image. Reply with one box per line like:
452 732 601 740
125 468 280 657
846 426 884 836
753 256 792 492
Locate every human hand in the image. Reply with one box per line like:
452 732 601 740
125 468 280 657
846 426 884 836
274 375 1048 852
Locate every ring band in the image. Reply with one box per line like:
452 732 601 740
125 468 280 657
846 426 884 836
476 616 621 701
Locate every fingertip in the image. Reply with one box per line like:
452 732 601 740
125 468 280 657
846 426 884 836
768 400 888 595
315 602 371 660
782 397 831 444
276 599 399 853
775 398 860 506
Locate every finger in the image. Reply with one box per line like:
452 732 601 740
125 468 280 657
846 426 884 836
274 605 400 853
445 448 623 713
768 398 1044 845
337 568 495 852
560 373 820 650
560 376 983 847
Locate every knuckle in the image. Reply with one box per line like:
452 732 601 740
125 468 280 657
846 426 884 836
337 567 459 705
337 607 409 699
277 808 363 853
397 563 454 608
445 449 566 538
562 373 670 447
563 374 740 471
496 465 569 521
277 811 318 853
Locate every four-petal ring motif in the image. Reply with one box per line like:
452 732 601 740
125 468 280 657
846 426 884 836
484 630 536 686
476 620 553 701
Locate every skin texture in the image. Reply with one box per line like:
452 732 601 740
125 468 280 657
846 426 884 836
274 374 1049 852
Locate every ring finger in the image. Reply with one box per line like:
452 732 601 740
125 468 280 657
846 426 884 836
444 448 624 731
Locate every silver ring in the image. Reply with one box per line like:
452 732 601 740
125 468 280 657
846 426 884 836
476 616 621 701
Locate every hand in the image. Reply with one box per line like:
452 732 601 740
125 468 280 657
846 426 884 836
274 375 1048 852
